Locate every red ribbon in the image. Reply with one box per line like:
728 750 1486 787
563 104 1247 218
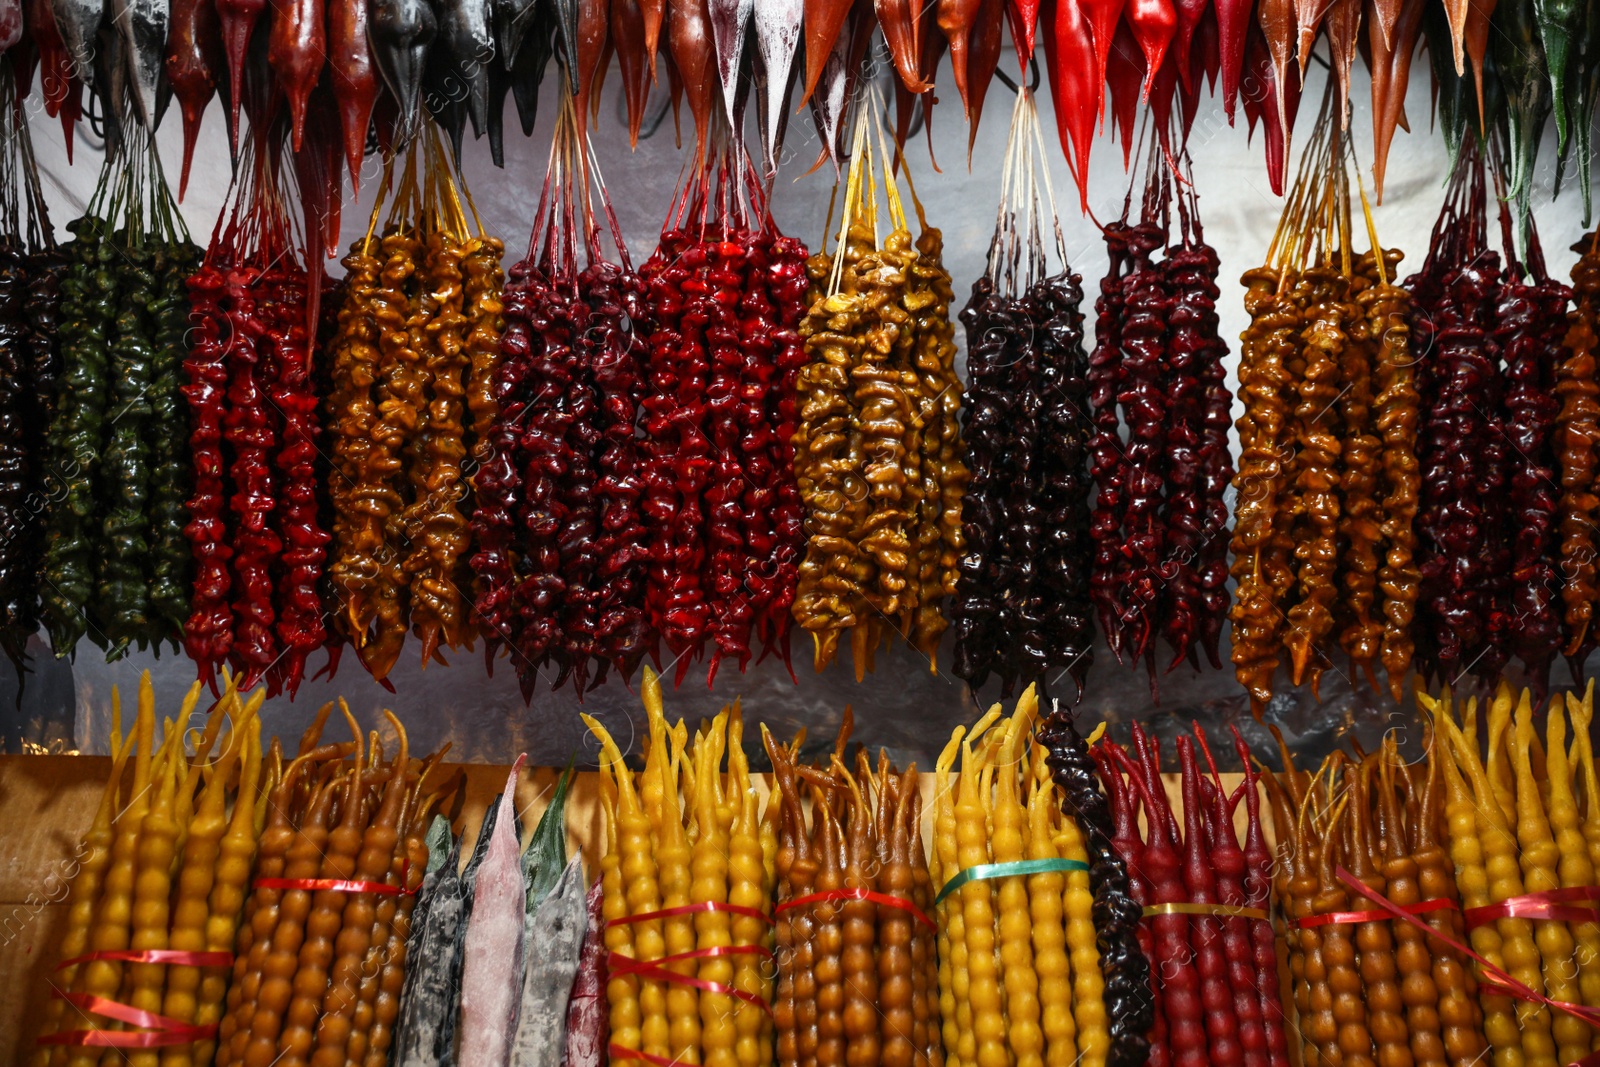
605 947 775 1016
605 901 774 928
1464 886 1600 929
1293 896 1459 930
609 1042 701 1067
1335 866 1600 1067
775 888 937 931
36 991 216 1048
55 949 233 971
254 876 413 896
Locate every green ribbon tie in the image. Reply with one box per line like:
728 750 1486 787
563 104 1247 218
934 858 1091 906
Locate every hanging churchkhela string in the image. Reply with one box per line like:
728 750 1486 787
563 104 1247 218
1406 142 1582 698
1084 124 1233 697
0 62 66 679
323 132 497 686
950 86 1093 699
42 94 199 666
791 101 967 681
633 112 812 688
470 87 654 698
1227 97 1418 714
182 120 329 698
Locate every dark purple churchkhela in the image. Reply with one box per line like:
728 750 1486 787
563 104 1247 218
951 267 1094 698
1039 700 1154 1067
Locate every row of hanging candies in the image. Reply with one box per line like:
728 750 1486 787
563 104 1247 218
1224 89 1600 712
7 0 1600 712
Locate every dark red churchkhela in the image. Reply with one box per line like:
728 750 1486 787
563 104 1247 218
1087 150 1232 694
636 149 808 687
1408 143 1579 695
182 127 330 697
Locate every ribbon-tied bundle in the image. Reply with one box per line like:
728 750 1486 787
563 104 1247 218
585 669 778 1067
1094 719 1289 1067
30 673 262 1061
934 685 1151 1067
1421 682 1600 1067
1256 708 1490 1067
762 706 939 1067
212 700 448 1067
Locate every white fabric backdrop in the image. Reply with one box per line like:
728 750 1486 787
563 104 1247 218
7 49 1594 767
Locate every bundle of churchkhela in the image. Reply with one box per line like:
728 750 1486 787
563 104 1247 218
323 132 499 685
633 130 811 689
1086 141 1233 694
950 88 1093 698
933 686 1150 1067
183 124 328 697
1228 103 1418 712
40 113 198 666
1563 227 1600 671
469 93 644 698
1094 721 1291 1067
0 64 66 675
1406 145 1579 696
792 105 966 680
28 673 265 1059
392 760 588 1066
1255 716 1490 1067
1422 682 1600 1067
584 669 777 1067
763 708 939 1067
213 700 447 1067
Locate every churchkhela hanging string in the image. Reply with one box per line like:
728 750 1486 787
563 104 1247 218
323 131 498 685
950 87 1093 699
1227 96 1420 713
182 120 329 698
1084 129 1233 697
791 101 966 681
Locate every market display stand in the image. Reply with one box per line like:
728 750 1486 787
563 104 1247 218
0 754 1249 1066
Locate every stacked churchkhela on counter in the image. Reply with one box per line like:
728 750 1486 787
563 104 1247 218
24 675 1600 1065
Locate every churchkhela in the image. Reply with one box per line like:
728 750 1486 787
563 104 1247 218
1086 136 1232 696
791 103 966 680
951 88 1094 698
1228 97 1419 713
183 121 329 697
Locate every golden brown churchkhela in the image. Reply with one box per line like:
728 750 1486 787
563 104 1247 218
1229 104 1418 711
325 138 503 681
792 110 966 678
765 708 941 1067
215 701 445 1067
1559 230 1600 671
1258 712 1489 1067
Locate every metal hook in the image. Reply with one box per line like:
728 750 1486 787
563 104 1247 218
993 55 1042 96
